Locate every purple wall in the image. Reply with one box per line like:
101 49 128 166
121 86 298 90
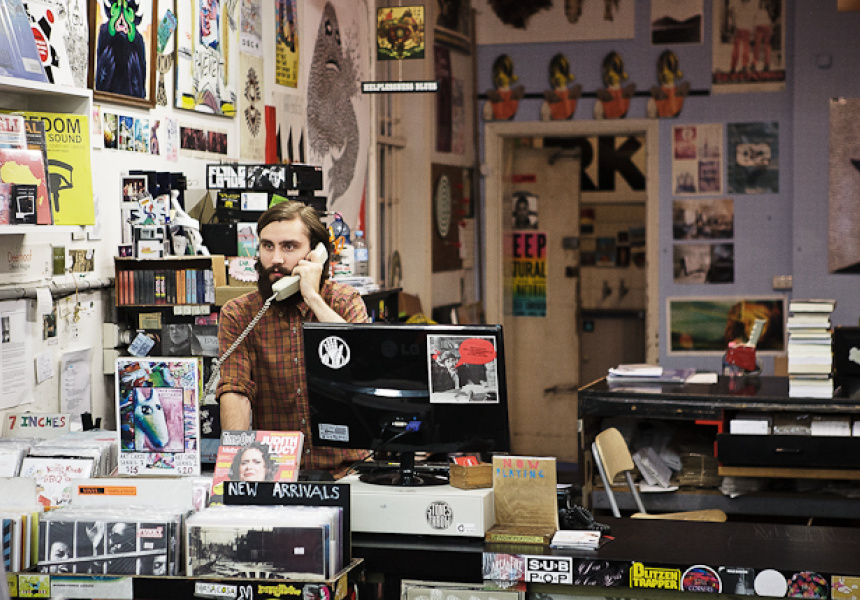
476 1 860 372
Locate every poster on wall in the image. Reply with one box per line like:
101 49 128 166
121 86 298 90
239 52 266 161
672 198 734 240
25 0 89 87
376 5 425 60
667 297 785 354
828 98 860 273
672 242 734 284
301 0 371 232
508 231 547 317
650 0 703 45
175 0 238 116
727 122 779 194
240 0 262 56
712 0 786 93
671 124 723 196
275 0 299 87
115 357 202 476
273 89 306 164
475 0 634 44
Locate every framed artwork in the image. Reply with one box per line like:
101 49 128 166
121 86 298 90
88 0 159 109
667 297 786 355
435 0 471 53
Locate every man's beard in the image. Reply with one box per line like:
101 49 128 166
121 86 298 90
256 263 301 306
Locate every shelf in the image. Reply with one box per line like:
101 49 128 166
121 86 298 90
0 225 85 236
8 559 362 600
718 465 860 480
0 76 91 114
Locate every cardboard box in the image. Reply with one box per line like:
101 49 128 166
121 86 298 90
449 462 492 489
398 292 423 319
215 285 255 306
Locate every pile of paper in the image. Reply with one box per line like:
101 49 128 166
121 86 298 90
550 529 602 550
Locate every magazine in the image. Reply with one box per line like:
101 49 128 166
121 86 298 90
209 430 304 504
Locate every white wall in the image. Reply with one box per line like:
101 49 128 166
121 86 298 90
0 0 377 429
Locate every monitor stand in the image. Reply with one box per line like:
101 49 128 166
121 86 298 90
358 451 448 486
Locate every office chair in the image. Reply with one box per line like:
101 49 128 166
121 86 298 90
592 427 727 522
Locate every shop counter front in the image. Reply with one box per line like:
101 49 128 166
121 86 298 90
485 517 860 597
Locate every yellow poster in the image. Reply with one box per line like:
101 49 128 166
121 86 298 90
276 0 299 87
22 112 94 226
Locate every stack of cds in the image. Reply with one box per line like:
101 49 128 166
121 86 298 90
38 507 185 575
0 439 32 477
185 505 343 580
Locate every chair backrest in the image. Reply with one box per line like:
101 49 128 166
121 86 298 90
594 427 635 482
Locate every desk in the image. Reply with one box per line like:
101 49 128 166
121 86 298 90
578 376 860 520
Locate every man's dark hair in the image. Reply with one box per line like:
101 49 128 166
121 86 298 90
256 201 331 282
228 440 276 481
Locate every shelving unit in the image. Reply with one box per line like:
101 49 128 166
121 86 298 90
7 561 362 600
578 376 860 520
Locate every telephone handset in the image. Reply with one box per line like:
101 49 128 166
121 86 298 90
271 242 329 300
202 242 329 402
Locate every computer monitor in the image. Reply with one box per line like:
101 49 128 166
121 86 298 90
302 322 510 486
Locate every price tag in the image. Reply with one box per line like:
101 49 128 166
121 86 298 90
194 581 239 599
50 575 133 599
16 574 50 598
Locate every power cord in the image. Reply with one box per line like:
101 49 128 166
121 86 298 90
202 290 279 402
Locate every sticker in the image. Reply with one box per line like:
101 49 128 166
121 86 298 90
425 501 453 530
456 523 476 534
525 556 573 585
718 566 756 595
318 423 349 442
755 569 788 597
787 572 828 599
194 582 238 598
630 562 682 590
77 485 137 496
683 565 722 593
17 574 50 598
318 336 350 369
832 575 860 600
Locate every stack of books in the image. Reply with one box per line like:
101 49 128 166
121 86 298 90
786 299 836 398
606 364 696 384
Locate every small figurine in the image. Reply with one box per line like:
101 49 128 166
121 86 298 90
648 50 690 118
483 54 525 121
594 51 636 119
540 53 582 121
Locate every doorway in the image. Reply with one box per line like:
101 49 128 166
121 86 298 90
483 120 660 464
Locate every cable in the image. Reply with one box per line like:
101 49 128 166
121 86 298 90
202 290 279 401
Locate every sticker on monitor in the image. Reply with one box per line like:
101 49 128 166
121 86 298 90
427 335 500 404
